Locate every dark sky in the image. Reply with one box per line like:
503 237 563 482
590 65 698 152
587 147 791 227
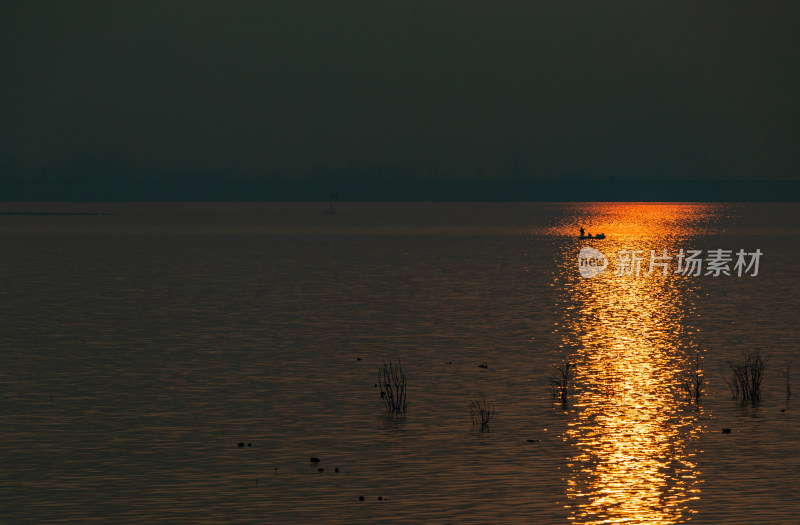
2 1 800 199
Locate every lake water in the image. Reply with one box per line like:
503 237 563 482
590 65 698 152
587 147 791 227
1 202 799 524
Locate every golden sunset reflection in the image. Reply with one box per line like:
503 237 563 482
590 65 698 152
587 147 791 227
549 202 726 240
558 204 710 524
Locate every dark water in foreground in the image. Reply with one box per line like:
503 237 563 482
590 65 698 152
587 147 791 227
1 202 799 524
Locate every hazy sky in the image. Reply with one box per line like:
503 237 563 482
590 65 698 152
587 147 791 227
2 1 800 186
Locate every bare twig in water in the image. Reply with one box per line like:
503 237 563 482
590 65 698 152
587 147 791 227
681 351 704 405
378 358 407 415
724 350 765 406
785 361 792 399
467 392 495 430
551 360 574 408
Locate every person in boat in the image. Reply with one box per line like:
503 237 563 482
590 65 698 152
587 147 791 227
586 233 593 239
579 227 585 237
596 233 605 239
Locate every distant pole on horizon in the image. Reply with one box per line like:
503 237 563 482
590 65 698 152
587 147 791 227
326 191 338 214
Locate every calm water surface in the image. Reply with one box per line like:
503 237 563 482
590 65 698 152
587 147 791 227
1 202 799 524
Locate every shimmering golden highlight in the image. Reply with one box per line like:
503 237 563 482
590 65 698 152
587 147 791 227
559 204 708 524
